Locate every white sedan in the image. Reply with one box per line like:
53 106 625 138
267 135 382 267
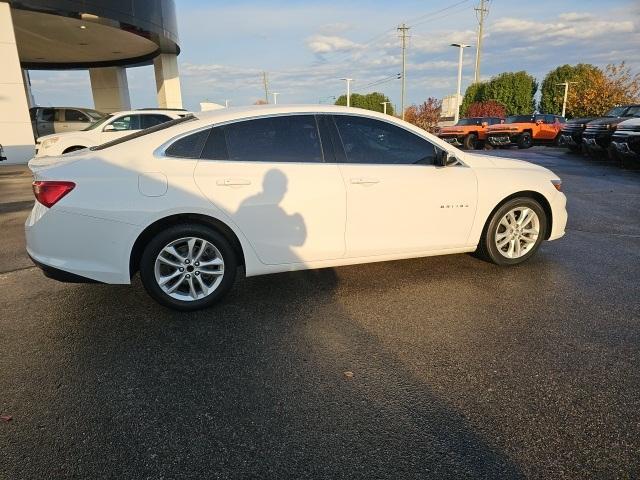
35 109 188 157
26 105 567 311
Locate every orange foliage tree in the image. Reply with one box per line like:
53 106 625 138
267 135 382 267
465 100 506 118
567 62 640 117
404 97 442 133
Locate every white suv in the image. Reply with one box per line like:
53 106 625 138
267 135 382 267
35 109 188 157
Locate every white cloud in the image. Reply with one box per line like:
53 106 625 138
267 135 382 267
306 35 362 54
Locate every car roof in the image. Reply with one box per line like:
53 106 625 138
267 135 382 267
108 109 186 116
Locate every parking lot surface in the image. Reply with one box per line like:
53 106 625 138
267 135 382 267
1 148 639 479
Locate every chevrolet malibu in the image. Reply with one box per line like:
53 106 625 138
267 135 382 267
26 105 567 311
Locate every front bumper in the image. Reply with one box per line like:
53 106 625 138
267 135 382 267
582 132 612 150
487 134 516 146
439 135 464 147
548 191 568 241
558 131 582 147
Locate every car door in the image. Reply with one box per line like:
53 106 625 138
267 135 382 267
191 114 346 265
58 109 91 133
329 114 477 257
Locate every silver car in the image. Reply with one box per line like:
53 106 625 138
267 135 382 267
30 107 106 139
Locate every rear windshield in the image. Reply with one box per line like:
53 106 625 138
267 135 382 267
90 114 198 151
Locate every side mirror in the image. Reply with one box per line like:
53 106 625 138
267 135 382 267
103 124 116 132
0 144 6 161
436 149 458 167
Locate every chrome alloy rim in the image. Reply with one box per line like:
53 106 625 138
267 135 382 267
495 207 540 259
154 237 224 301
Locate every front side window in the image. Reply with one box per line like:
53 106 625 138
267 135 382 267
224 115 323 163
109 115 141 131
334 115 436 165
65 109 89 122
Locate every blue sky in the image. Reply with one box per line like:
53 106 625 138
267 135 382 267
29 0 640 111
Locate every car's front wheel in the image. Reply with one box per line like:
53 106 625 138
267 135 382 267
463 133 478 150
517 132 533 149
477 198 547 265
139 224 237 311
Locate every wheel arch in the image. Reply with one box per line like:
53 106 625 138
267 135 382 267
129 213 246 279
483 190 553 240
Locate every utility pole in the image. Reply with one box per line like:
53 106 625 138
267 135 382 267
381 101 391 115
474 0 489 83
451 43 471 123
262 71 269 103
340 78 353 107
225 99 230 108
272 92 280 105
398 23 410 120
556 82 577 117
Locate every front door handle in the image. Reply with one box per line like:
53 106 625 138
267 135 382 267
216 178 251 186
350 177 380 185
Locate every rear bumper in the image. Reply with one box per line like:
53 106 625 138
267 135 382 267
29 254 100 283
25 202 137 284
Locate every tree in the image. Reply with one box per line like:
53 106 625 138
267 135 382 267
253 99 268 105
568 62 640 117
335 92 394 115
403 98 442 133
461 71 537 116
460 82 486 117
466 100 506 118
539 64 600 115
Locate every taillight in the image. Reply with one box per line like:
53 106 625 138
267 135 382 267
32 181 75 208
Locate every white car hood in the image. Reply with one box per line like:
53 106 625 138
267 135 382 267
463 153 550 172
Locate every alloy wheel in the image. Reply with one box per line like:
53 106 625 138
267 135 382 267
154 237 225 301
494 207 540 259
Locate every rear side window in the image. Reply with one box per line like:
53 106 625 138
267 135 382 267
65 109 89 122
334 115 436 165
141 114 172 129
165 129 209 158
224 115 323 163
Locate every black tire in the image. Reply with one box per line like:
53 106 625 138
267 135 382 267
476 197 547 266
517 132 533 149
463 133 478 150
139 224 237 311
63 146 86 154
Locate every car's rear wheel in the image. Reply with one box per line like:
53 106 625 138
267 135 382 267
463 133 478 150
139 224 237 311
477 198 547 265
517 132 533 149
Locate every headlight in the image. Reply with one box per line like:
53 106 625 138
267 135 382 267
41 137 59 148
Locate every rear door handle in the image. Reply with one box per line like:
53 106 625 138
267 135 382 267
216 178 251 186
350 177 380 185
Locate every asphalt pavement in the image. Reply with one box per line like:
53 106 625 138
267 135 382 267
1 148 639 479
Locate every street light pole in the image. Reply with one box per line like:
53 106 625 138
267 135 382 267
556 82 577 117
340 78 353 107
272 92 280 105
451 43 471 124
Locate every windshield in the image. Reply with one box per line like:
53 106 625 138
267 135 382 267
83 115 113 131
456 118 482 126
605 106 628 117
505 115 535 124
85 109 106 120
624 106 640 117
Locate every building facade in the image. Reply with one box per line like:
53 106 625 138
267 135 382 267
0 0 182 163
